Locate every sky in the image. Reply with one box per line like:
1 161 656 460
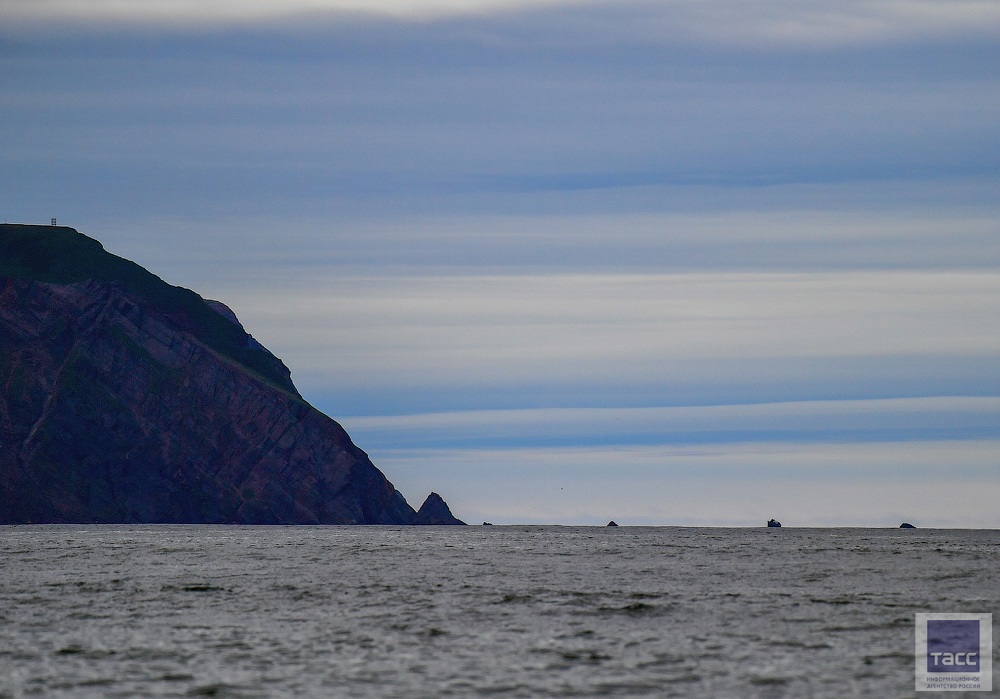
2 0 998 526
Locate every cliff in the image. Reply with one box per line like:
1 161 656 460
0 224 463 524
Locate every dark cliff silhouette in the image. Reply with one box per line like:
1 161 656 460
0 224 464 525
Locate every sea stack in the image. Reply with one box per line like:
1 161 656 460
607 521 618 527
413 492 465 525
0 224 462 525
767 519 781 528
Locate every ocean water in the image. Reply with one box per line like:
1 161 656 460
1 526 996 698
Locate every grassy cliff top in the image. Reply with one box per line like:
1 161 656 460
1 224 300 397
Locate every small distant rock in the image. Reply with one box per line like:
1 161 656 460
482 522 493 526
413 493 466 525
767 519 781 528
607 521 618 527
899 522 916 529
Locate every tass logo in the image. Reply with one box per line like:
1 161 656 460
916 613 992 692
927 620 980 672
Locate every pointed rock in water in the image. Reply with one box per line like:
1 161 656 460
413 492 465 525
0 224 448 525
607 521 618 527
899 522 916 529
767 519 781 528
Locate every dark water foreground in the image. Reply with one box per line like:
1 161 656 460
1 526 997 698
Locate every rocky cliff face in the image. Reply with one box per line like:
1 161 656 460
0 224 463 524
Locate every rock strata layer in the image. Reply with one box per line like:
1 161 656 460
0 224 463 525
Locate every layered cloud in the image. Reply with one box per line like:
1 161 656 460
341 397 1000 448
3 0 998 218
3 0 997 524
203 271 1000 414
6 0 1000 46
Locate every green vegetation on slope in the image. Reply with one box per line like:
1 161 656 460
0 224 300 397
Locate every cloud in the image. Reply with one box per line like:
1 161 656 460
339 397 1000 448
208 271 1000 401
3 0 996 526
2 0 998 233
116 205 1000 279
0 0 583 22
5 0 1000 49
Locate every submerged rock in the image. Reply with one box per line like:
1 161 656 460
899 522 916 529
413 492 465 525
767 519 782 528
0 224 459 525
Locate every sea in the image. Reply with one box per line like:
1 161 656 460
1 526 996 698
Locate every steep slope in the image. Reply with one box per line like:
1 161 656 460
0 224 296 395
0 224 463 524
